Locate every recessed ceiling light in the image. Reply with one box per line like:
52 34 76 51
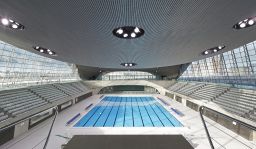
116 29 123 34
131 32 136 38
248 19 254 25
33 46 56 56
11 24 18 29
1 18 9 26
239 23 246 28
123 33 128 37
202 45 225 55
233 17 256 29
134 27 140 33
0 16 25 30
113 26 144 39
121 63 137 67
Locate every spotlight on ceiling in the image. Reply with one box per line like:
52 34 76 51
123 33 128 38
202 45 225 55
1 18 9 26
204 51 209 55
113 26 144 39
116 29 123 34
0 17 24 30
131 32 136 38
121 63 137 67
233 17 256 29
134 27 140 33
33 46 56 56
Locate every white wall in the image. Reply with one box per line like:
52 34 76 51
83 80 176 95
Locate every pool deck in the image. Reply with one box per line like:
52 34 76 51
1 94 256 149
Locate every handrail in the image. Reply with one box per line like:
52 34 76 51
199 106 215 149
199 106 256 149
43 106 58 149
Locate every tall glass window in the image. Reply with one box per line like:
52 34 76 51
0 41 80 90
101 71 156 80
179 40 256 88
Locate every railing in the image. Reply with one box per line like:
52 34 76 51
0 106 58 149
199 106 256 149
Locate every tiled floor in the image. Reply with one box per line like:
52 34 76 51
1 94 255 149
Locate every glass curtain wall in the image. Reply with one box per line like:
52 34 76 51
101 71 156 80
0 41 80 90
179 40 256 88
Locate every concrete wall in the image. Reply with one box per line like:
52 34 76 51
83 80 175 95
164 90 256 141
14 120 29 138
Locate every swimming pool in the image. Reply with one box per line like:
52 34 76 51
74 96 182 127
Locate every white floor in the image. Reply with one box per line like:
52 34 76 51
1 94 255 149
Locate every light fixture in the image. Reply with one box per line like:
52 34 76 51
11 24 18 29
1 18 9 26
113 26 144 39
232 121 237 125
202 45 225 55
33 46 56 56
117 29 123 34
131 32 136 38
123 33 128 38
233 16 256 29
248 19 254 25
134 27 140 33
0 17 25 30
121 63 137 67
239 23 246 28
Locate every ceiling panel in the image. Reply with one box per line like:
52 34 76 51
0 0 256 68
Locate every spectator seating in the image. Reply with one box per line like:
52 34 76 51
0 81 89 123
0 89 48 117
168 81 256 122
29 84 69 102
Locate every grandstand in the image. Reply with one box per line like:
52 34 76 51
0 1 256 149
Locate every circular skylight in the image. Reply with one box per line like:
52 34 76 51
113 26 144 39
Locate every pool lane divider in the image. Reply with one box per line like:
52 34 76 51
170 108 184 117
66 113 81 126
85 103 93 110
157 97 170 106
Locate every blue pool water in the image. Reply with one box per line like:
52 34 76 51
74 96 182 127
